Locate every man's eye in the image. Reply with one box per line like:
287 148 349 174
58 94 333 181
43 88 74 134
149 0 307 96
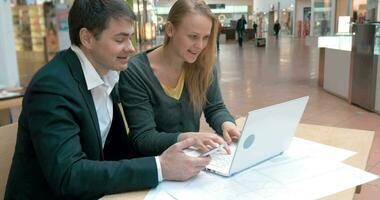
115 39 124 43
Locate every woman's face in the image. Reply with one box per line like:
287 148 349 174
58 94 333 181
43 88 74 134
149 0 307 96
167 14 213 63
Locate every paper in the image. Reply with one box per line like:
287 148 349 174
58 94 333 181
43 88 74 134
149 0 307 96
286 163 378 199
162 157 378 200
287 137 356 161
144 184 175 200
147 138 377 200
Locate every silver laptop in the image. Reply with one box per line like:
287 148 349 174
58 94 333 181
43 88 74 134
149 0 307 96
205 96 309 176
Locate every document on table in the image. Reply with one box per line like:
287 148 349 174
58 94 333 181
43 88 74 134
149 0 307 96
158 157 377 200
144 138 377 200
287 137 356 161
144 184 175 200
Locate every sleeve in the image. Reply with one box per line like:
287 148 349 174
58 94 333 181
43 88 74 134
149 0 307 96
203 67 236 135
119 61 180 156
26 79 158 199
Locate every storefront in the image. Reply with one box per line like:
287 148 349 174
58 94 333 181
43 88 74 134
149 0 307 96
253 0 295 37
8 0 71 87
1 0 142 89
155 4 250 39
353 0 367 23
312 0 335 36
132 0 157 47
253 0 359 37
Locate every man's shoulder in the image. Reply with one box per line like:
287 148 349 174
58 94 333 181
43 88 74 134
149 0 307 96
35 50 75 74
28 49 80 92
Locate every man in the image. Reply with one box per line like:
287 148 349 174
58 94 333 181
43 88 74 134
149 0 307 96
236 15 247 47
274 20 281 39
320 14 328 36
5 0 211 199
252 21 257 39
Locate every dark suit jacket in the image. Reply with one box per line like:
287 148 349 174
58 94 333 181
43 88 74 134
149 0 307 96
5 49 158 200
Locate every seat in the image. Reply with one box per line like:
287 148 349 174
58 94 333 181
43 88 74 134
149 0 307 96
0 123 18 199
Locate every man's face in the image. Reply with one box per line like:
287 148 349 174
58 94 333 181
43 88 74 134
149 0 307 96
86 18 135 74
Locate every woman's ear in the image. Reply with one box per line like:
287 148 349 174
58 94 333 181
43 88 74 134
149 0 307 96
79 28 94 49
165 21 174 37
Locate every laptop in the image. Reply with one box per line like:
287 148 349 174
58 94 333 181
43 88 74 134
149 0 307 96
203 96 309 177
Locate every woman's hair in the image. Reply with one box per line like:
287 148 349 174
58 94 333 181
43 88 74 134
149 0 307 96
164 0 217 112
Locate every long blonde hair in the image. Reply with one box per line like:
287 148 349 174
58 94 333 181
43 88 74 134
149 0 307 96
164 0 217 112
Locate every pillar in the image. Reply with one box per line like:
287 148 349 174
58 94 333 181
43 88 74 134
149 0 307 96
0 0 20 88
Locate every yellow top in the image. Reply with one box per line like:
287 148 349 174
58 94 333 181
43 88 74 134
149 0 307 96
161 70 185 100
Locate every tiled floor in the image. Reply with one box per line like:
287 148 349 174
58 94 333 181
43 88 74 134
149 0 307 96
208 37 380 199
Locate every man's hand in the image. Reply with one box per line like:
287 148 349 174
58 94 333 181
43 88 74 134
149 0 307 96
222 121 241 144
159 138 211 181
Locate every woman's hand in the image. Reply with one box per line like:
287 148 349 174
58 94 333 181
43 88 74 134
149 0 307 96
178 132 230 154
222 121 241 144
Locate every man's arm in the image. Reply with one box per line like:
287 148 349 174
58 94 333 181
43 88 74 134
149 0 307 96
26 85 158 199
159 138 211 181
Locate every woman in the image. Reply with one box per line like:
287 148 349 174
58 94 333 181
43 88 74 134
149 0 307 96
119 0 240 156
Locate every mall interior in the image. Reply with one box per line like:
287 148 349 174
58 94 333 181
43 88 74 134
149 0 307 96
1 0 380 199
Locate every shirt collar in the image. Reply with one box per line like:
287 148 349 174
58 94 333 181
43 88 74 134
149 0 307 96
71 45 119 92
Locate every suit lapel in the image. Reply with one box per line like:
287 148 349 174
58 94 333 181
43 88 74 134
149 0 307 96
63 49 104 158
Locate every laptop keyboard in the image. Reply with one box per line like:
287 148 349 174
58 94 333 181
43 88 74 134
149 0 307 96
207 144 237 172
183 143 238 174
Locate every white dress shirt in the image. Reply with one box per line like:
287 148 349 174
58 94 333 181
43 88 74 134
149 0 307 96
71 45 163 182
71 45 117 148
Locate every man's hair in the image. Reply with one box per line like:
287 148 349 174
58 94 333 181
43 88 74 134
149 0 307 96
68 0 136 46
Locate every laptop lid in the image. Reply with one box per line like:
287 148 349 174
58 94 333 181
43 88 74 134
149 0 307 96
228 96 309 175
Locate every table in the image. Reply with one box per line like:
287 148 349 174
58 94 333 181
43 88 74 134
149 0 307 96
296 123 374 200
0 97 23 124
0 97 22 110
102 120 374 200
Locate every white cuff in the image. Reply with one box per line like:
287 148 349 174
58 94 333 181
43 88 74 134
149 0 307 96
155 156 163 182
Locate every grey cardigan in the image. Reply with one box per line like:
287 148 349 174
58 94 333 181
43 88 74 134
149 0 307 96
119 49 235 156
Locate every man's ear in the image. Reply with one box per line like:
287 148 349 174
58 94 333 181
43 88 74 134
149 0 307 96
79 28 94 49
165 21 174 37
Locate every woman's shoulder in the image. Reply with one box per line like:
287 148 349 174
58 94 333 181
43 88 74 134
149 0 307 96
128 46 160 68
128 52 149 66
123 51 157 83
126 52 151 76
